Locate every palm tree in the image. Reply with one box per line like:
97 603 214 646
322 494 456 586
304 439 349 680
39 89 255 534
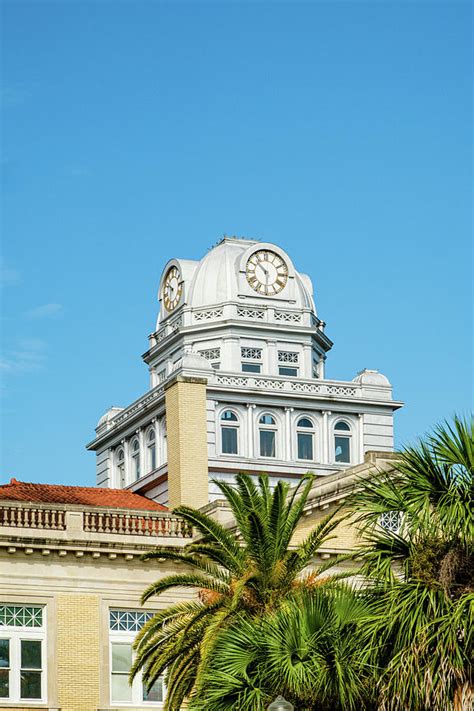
189 586 377 711
131 473 345 710
350 415 473 710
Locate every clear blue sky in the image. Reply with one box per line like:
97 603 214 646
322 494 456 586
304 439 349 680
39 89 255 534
1 1 472 486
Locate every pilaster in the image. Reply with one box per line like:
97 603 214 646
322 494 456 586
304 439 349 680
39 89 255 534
165 375 209 509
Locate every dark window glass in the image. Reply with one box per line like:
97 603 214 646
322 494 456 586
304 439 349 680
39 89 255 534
0 639 8 698
335 436 350 463
242 363 261 373
0 639 8 668
222 427 238 455
278 366 297 377
259 414 275 425
335 421 350 431
221 411 238 421
297 418 313 428
21 640 41 669
143 677 163 702
260 430 276 457
297 433 313 460
0 669 8 698
21 671 41 699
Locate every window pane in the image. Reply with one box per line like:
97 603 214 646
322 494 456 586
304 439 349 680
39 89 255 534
0 669 8 697
260 430 276 457
21 640 41 669
111 674 133 702
242 363 261 373
222 427 238 455
0 639 9 668
298 433 313 460
335 436 350 463
221 410 237 421
259 414 275 425
278 366 297 377
143 677 163 702
149 444 156 471
20 670 41 699
335 421 350 431
133 455 141 479
297 418 313 428
112 643 132 673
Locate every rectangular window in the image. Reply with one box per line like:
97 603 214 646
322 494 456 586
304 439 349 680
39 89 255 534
0 639 9 698
335 436 350 463
297 433 313 460
0 605 45 703
260 430 276 457
109 609 164 706
278 366 298 377
221 427 238 455
242 363 261 373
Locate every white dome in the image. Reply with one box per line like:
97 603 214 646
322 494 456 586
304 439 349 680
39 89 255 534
96 406 124 429
352 369 391 386
185 237 316 312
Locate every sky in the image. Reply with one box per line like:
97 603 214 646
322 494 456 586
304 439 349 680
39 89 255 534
1 0 472 486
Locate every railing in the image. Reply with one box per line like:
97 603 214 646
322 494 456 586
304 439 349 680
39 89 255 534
83 511 192 538
0 505 66 530
211 371 359 398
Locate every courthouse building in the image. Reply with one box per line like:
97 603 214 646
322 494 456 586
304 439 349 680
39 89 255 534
87 237 402 508
0 237 402 711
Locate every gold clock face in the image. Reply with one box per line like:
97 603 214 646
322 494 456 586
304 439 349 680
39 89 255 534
246 250 289 295
163 266 183 311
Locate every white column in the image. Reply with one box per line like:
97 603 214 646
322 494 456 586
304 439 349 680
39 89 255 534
266 339 278 376
138 428 145 479
122 439 129 486
222 336 240 372
358 413 365 463
247 404 256 458
318 355 326 379
285 407 294 461
302 344 312 379
322 410 331 464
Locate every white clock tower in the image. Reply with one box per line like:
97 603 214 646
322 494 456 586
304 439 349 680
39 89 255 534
87 237 403 508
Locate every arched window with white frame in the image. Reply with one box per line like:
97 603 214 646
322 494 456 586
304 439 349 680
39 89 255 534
161 418 167 463
259 413 277 458
334 420 351 463
131 438 141 480
220 410 239 455
116 447 126 487
146 429 156 473
296 417 315 461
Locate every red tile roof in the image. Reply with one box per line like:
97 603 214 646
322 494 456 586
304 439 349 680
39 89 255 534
0 478 167 511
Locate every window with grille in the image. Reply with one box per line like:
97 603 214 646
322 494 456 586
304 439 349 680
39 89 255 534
0 605 45 703
109 609 164 705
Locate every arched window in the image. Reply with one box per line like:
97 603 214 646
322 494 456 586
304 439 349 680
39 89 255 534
334 421 351 463
297 417 314 461
116 448 125 487
221 410 239 455
259 414 277 458
147 429 156 472
161 418 167 463
131 438 141 480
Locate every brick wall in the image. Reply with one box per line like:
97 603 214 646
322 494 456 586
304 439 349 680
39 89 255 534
165 376 209 509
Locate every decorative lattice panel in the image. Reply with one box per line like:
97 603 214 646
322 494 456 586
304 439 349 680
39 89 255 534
198 348 221 361
0 605 43 628
241 347 262 360
278 351 299 363
109 609 154 632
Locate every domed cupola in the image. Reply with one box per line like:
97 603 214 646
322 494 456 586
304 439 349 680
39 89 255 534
157 237 318 326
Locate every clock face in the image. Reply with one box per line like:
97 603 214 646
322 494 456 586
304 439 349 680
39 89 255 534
163 266 183 311
246 250 289 295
